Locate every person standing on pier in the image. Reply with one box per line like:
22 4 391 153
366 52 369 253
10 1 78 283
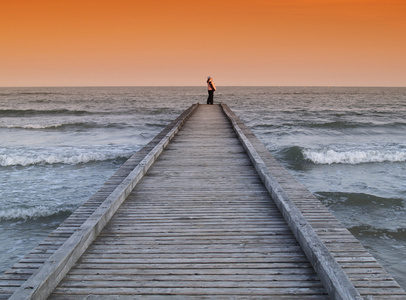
207 76 216 105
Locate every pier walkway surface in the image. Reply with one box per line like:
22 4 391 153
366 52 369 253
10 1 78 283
1 104 405 299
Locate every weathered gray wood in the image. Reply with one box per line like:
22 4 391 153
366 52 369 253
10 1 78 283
6 104 199 300
0 108 201 298
223 104 363 299
48 104 327 299
49 287 328 297
220 103 406 299
48 296 330 300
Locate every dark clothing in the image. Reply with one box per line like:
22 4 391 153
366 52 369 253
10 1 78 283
206 77 216 105
207 90 214 104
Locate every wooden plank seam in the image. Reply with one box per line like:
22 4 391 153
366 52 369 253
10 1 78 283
8 103 199 300
220 103 363 300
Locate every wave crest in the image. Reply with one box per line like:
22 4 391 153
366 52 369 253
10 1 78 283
0 205 75 221
0 146 135 167
303 148 406 165
2 122 127 130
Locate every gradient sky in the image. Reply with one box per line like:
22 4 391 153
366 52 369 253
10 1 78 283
1 0 405 87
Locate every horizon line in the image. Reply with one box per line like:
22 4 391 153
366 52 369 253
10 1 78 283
1 85 405 88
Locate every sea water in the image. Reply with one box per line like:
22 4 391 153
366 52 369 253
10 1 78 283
1 86 405 288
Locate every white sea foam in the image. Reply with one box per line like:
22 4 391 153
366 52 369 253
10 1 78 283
303 148 406 165
0 146 135 167
0 205 75 221
6 123 66 129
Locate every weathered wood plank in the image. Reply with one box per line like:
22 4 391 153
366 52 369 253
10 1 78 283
3 104 200 300
49 287 328 296
220 103 406 298
48 105 326 299
47 296 329 300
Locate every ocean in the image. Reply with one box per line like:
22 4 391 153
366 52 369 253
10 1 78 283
1 86 405 289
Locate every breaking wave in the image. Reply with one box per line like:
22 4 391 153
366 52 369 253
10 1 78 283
0 205 75 221
0 146 135 167
303 148 406 165
2 122 128 130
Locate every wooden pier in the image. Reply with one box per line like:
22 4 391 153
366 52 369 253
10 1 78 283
0 104 405 299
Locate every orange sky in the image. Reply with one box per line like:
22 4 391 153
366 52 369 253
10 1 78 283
1 0 405 86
